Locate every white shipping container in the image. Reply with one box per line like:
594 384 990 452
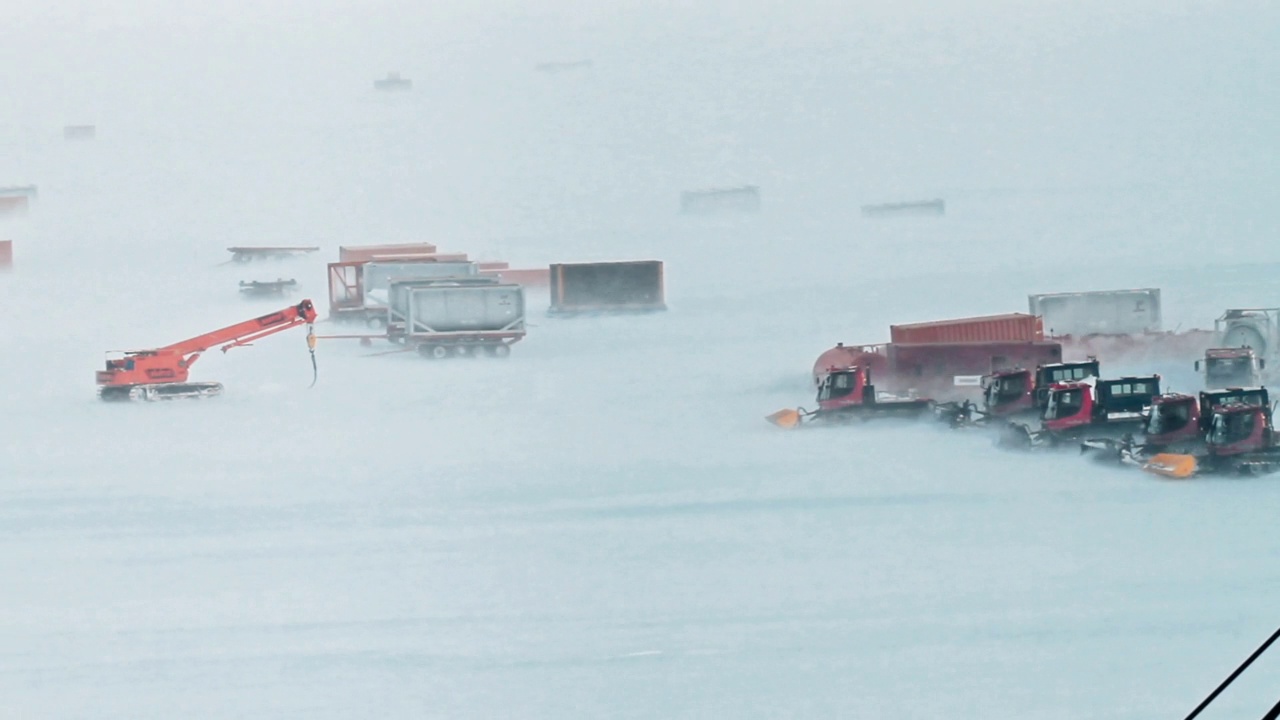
1029 288 1162 336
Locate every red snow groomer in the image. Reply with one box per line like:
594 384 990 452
1084 387 1269 456
937 359 1100 428
766 365 934 429
1127 393 1280 479
1000 374 1161 448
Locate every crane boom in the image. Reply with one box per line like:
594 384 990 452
97 299 318 402
158 300 317 356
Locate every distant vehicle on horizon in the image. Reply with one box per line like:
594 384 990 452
374 72 412 91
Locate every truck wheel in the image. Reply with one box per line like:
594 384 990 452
366 316 387 331
454 345 470 357
418 344 447 360
491 344 510 358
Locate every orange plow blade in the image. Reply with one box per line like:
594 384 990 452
1142 453 1198 479
766 408 802 429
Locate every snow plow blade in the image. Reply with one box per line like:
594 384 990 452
766 408 802 429
1143 453 1198 479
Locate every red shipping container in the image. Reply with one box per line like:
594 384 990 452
0 240 11 269
886 341 1061 380
890 313 1043 345
480 268 551 288
367 253 469 263
338 243 437 262
883 341 1063 400
0 197 29 215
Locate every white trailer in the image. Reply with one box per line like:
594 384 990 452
1028 288 1162 337
386 278 526 358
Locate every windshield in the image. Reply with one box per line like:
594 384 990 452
1147 402 1191 435
1203 391 1265 413
1107 380 1157 397
1045 366 1092 383
1206 358 1249 377
1210 411 1255 446
1045 388 1084 420
818 372 857 401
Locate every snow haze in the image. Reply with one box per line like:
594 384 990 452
2 1 1279 717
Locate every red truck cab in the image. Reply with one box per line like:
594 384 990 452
816 366 875 412
1144 387 1270 450
982 369 1034 416
1208 403 1277 457
983 359 1101 417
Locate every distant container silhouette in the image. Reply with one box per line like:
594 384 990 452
679 185 761 215
0 240 11 269
374 72 412 91
861 199 945 217
0 185 37 198
63 125 96 140
226 246 320 263
535 60 593 73
239 279 298 298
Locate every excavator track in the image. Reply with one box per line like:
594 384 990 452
98 382 224 402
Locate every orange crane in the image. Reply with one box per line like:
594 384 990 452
96 299 319 401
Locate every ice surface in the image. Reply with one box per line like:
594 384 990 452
2 2 1280 718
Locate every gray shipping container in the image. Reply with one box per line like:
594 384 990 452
363 261 479 307
549 260 666 314
1029 288 1162 336
389 280 525 335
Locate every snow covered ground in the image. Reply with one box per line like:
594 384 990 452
2 2 1280 717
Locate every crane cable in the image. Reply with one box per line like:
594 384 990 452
306 324 318 388
1185 626 1280 720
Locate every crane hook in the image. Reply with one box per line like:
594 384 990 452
306 324 318 388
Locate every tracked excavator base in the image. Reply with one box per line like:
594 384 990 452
98 382 224 402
